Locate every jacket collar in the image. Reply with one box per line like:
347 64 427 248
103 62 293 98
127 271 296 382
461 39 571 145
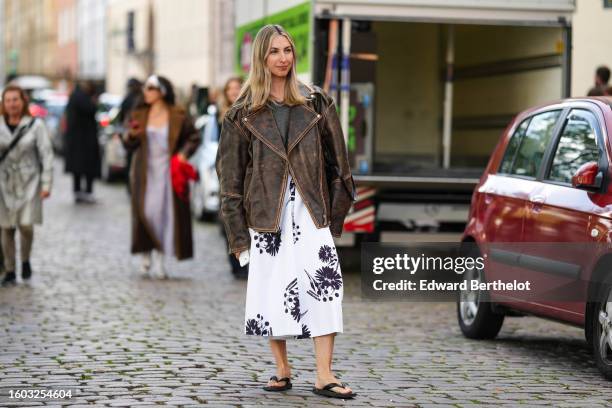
242 87 321 159
132 106 185 154
0 116 32 134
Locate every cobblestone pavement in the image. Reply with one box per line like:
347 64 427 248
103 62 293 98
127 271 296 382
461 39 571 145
1 165 612 407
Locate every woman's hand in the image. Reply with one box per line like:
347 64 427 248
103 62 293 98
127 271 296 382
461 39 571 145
128 119 144 137
40 190 51 199
234 252 241 261
177 153 187 162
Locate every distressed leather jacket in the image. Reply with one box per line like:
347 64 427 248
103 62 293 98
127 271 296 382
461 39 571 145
215 85 356 255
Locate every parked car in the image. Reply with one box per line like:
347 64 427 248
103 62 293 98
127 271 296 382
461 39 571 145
31 89 68 154
96 93 127 181
190 105 220 221
458 97 612 380
11 75 52 95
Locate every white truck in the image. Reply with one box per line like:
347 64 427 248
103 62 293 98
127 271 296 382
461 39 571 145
235 0 575 245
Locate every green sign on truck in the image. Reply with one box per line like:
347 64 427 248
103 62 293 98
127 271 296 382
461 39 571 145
235 2 311 76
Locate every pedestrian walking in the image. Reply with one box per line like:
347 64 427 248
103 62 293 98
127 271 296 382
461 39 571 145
64 81 101 203
124 75 201 278
117 78 144 125
587 65 610 96
211 77 247 278
215 24 356 398
0 85 54 285
218 77 243 120
117 78 144 195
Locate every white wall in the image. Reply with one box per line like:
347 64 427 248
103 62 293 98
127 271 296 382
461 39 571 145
106 0 150 95
571 0 612 96
78 0 107 80
0 0 5 86
153 0 212 98
211 0 236 88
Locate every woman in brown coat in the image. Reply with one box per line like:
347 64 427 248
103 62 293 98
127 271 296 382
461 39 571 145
124 75 201 278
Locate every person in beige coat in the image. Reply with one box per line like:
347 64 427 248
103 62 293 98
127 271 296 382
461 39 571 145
0 85 53 285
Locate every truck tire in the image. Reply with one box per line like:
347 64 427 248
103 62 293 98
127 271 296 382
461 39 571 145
591 274 612 380
456 249 504 339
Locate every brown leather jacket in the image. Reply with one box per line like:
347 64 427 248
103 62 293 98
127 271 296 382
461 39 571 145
215 85 356 255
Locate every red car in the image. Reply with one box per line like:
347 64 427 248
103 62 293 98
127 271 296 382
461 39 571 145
458 97 612 380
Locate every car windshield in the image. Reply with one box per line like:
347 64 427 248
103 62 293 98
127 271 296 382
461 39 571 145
45 104 66 116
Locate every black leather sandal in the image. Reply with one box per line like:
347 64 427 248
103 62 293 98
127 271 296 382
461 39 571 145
312 382 356 399
263 376 292 392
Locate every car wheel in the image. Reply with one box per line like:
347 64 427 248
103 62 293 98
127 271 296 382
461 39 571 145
592 276 612 380
457 250 505 339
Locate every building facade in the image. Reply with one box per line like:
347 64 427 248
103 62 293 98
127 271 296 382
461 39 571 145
78 0 108 83
106 0 235 100
56 0 78 80
571 0 612 96
2 0 58 80
106 0 153 95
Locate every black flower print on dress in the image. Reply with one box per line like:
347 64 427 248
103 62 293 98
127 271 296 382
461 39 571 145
296 324 311 339
245 314 273 336
289 180 301 243
254 230 282 256
305 245 343 302
284 278 307 322
289 179 296 202
292 220 301 244
316 265 343 294
318 245 336 264
305 270 322 301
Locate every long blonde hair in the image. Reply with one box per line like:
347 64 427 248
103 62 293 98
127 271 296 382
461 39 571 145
236 24 305 112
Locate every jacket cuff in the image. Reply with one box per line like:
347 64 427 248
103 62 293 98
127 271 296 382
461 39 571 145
330 224 343 238
228 244 250 256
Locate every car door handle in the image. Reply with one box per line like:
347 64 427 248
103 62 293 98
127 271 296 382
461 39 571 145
484 188 496 204
529 195 545 213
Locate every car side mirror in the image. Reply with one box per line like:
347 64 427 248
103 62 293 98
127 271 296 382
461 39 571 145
571 161 602 190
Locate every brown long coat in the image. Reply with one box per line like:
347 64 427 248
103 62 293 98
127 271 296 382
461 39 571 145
124 106 201 260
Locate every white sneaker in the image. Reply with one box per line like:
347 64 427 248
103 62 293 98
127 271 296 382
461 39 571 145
82 193 97 204
75 191 86 203
152 252 168 279
140 253 152 277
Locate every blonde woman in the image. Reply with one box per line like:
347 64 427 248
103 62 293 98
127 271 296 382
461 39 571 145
216 25 356 398
219 77 243 120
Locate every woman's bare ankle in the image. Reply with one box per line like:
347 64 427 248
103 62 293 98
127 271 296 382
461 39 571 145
276 364 291 378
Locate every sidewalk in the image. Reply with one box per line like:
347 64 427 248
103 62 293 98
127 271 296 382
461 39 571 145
0 165 610 407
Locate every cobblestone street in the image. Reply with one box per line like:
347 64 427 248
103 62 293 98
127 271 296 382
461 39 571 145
1 166 612 407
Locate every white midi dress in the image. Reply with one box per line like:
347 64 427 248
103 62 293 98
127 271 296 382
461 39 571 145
144 125 175 257
244 174 344 339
